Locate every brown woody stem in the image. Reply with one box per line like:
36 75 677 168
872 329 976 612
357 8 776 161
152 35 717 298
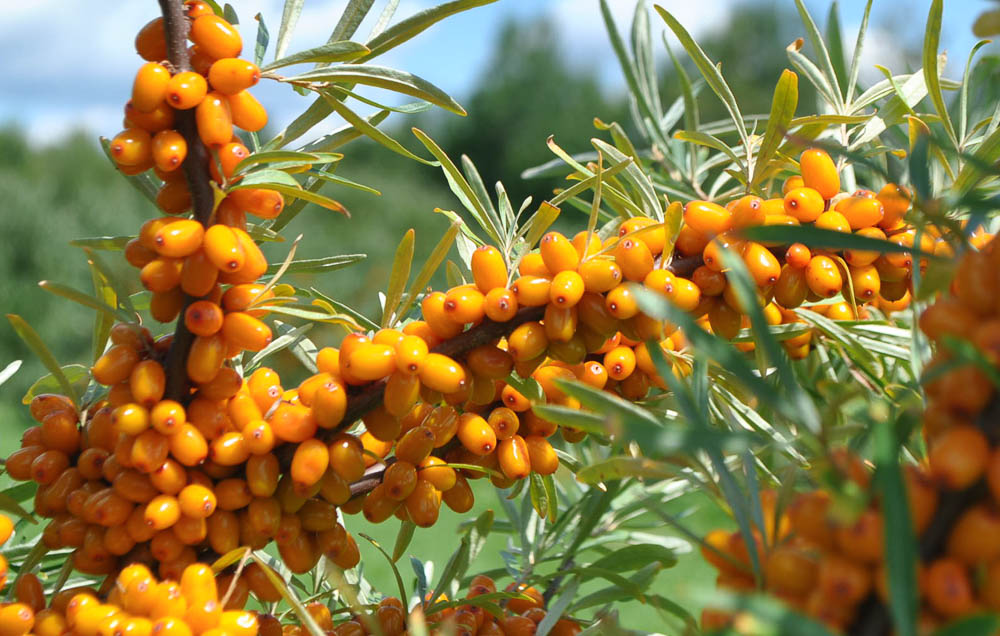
158 0 218 402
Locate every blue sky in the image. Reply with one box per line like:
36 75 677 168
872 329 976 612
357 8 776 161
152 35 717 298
0 0 992 144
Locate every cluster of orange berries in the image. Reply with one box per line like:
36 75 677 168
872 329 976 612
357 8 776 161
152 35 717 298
0 562 259 636
277 576 579 636
113 1 283 346
699 240 1000 633
673 148 992 359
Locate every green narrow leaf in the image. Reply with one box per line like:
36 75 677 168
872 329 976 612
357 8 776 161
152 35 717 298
69 236 131 250
264 254 366 276
305 288 378 331
933 615 1000 636
654 5 750 151
284 64 466 116
874 417 919 636
253 13 269 67
233 150 343 175
825 2 847 93
21 365 89 406
328 0 376 44
89 263 116 364
274 0 304 61
959 40 992 144
318 93 434 165
602 0 671 152
37 282 131 325
752 69 798 187
395 221 460 320
846 0 874 102
742 225 938 259
523 202 562 249
428 535 470 611
263 41 370 71
6 315 79 407
222 3 239 24
411 128 499 243
359 533 408 602
361 0 499 61
953 126 1000 196
392 520 416 563
792 0 843 108
382 229 414 327
367 0 400 41
84 248 136 316
922 0 958 147
541 473 557 522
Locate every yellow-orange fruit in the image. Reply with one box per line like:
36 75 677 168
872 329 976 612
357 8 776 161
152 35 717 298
835 195 884 229
444 286 486 324
804 255 843 298
196 91 234 147
457 413 497 456
929 425 989 490
227 90 268 132
227 188 285 220
684 200 732 238
525 436 558 474
135 16 168 61
783 187 824 223
165 71 208 110
132 62 171 112
471 245 508 292
799 148 840 199
190 15 243 59
208 58 260 95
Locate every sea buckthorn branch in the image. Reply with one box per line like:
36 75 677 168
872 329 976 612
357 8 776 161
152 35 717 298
157 0 220 403
324 305 545 444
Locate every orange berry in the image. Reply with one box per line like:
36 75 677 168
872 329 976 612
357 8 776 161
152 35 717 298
835 195 884 229
132 62 170 112
546 270 583 308
227 188 284 219
782 187 824 222
615 238 654 281
151 129 188 173
135 16 167 60
191 15 243 59
110 128 152 167
196 91 234 147
605 283 639 319
799 148 840 199
457 413 497 456
208 58 260 95
876 183 910 229
471 245 508 292
345 343 396 381
444 286 486 324
814 210 851 233
525 435 558 474
165 71 208 110
929 424 989 490
518 252 551 277
540 232 579 273
925 558 975 618
186 333 227 384
684 200 732 238
511 275 552 307
742 241 780 286
578 257 622 293
422 291 463 338
227 90 267 132
497 434 531 480
291 439 330 491
203 224 245 272
804 255 843 298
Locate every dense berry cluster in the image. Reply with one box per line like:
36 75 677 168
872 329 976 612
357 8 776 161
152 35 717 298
0 562 258 636
699 240 1000 633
